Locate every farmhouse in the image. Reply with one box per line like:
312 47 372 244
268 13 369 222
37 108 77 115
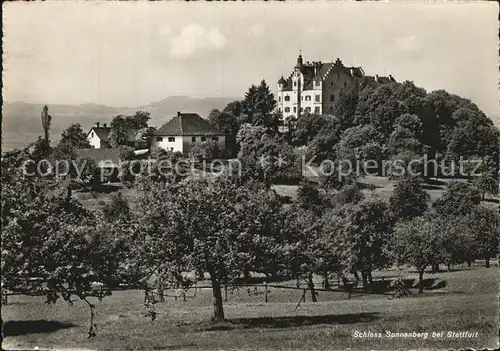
86 122 135 149
151 112 226 156
277 53 395 121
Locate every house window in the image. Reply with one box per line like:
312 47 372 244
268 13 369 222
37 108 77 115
212 136 219 142
293 81 297 87
301 96 303 101
305 95 311 101
91 131 94 138
284 107 290 113
315 95 320 102
192 136 196 143
315 107 320 114
315 81 321 87
330 95 335 102
293 107 297 113
168 137 175 142
278 96 281 102
201 136 206 142
156 137 163 142
285 95 290 101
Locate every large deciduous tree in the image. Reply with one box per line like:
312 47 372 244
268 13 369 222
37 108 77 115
388 175 429 221
134 177 283 322
433 181 481 217
393 214 448 293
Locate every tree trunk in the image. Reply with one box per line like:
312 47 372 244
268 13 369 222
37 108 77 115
367 270 373 286
342 276 350 292
209 272 225 322
361 271 368 292
466 260 471 267
418 269 424 294
323 269 329 289
485 256 490 268
447 263 451 272
307 274 317 302
352 269 360 282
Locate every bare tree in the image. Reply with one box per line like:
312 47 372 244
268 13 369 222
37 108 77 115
41 105 52 144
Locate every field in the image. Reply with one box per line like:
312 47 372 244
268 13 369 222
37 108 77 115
2 264 498 350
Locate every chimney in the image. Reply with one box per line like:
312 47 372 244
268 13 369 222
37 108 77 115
177 111 181 118
95 122 100 128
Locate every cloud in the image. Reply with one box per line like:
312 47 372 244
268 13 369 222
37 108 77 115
169 24 226 58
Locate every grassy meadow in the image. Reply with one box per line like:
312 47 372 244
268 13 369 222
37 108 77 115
2 264 498 350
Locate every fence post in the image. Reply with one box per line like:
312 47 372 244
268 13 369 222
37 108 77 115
224 284 228 302
183 291 186 302
264 283 268 303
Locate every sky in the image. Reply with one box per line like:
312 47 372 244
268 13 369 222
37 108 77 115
2 1 498 119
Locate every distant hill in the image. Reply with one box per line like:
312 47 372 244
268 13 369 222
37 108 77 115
1 96 237 151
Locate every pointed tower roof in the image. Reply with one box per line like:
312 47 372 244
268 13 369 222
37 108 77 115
278 75 287 84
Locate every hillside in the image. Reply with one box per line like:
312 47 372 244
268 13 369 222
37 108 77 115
1 96 237 151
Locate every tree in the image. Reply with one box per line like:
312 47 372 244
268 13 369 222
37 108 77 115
134 177 283 322
389 175 429 221
393 214 448 293
242 80 277 127
102 192 131 223
433 181 481 216
41 105 52 145
223 100 243 118
335 198 392 291
208 109 240 157
334 183 364 207
282 206 345 300
1 179 124 337
304 117 342 162
473 173 498 200
110 115 131 148
58 123 91 150
464 205 499 267
191 139 222 163
334 84 359 130
297 182 324 214
118 145 135 161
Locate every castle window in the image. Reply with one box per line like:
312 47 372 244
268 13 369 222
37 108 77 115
305 95 311 101
192 136 196 143
278 96 281 102
315 107 320 114
284 107 290 113
156 137 163 142
315 95 320 102
330 95 335 102
331 82 334 86
293 107 297 113
293 81 297 87
305 107 311 113
168 137 175 142
285 95 290 101
315 81 321 87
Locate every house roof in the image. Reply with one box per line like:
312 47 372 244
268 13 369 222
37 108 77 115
154 113 225 136
77 148 121 167
280 57 367 91
88 127 112 141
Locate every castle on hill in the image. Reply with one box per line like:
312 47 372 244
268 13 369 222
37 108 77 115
277 53 396 121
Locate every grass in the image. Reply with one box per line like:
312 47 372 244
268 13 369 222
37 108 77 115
2 265 498 350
